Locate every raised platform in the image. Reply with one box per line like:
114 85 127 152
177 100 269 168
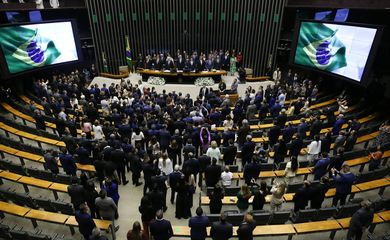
139 69 227 83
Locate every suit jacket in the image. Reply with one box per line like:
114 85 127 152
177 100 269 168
159 130 172 148
110 149 126 168
237 126 250 146
205 165 222 187
243 162 261 184
59 153 77 175
75 210 96 237
68 184 85 207
333 172 356 195
268 126 281 145
183 158 200 175
223 145 237 165
241 141 256 164
210 221 233 240
198 154 211 172
288 138 303 157
183 144 196 160
189 215 210 240
199 87 210 97
237 221 256 240
150 219 173 240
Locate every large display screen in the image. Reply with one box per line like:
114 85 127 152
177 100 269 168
292 21 380 83
0 21 79 74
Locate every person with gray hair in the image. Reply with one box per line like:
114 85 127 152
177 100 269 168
237 119 250 147
95 190 119 235
241 135 256 168
210 212 233 240
89 227 109 240
346 200 374 240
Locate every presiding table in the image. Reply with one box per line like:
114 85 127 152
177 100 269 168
139 69 227 83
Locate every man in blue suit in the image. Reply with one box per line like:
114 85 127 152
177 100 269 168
150 210 173 240
75 203 96 240
189 207 210 240
331 163 356 206
332 114 345 135
59 147 77 176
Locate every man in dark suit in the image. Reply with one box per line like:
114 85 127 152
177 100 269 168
268 122 281 147
276 109 288 128
241 135 256 168
210 212 233 240
189 207 210 240
159 125 172 151
59 147 77 176
346 200 374 240
331 163 356 206
282 122 296 143
183 152 200 182
292 180 312 212
68 177 85 209
62 130 78 154
198 151 211 187
223 139 237 165
205 158 222 187
288 133 303 158
110 144 128 185
297 118 308 139
199 85 210 98
183 139 196 161
243 158 261 185
332 114 345 136
310 115 323 139
150 210 174 240
75 203 96 240
142 158 156 194
168 165 182 204
236 120 250 149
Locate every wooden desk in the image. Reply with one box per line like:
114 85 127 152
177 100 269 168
76 163 96 172
18 176 52 193
139 69 227 83
49 183 68 193
14 151 45 162
25 209 69 228
355 179 390 193
0 170 22 182
0 144 20 155
377 210 390 221
0 201 30 217
201 195 272 205
66 216 113 238
337 214 383 229
66 216 112 230
246 76 271 82
253 224 296 236
172 226 191 237
20 95 44 110
293 219 341 233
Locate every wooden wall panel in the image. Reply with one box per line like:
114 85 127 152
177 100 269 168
85 0 286 75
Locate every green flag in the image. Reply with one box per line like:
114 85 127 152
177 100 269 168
0 26 61 74
294 22 347 71
125 36 133 71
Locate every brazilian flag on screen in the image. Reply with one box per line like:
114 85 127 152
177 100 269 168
294 22 347 71
0 26 61 74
